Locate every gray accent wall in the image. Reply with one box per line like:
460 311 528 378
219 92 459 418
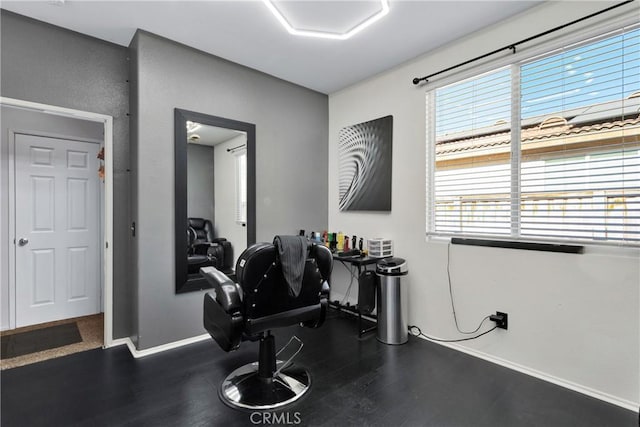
130 31 328 349
128 33 140 347
1 11 132 339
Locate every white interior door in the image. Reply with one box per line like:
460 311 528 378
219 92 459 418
14 133 100 327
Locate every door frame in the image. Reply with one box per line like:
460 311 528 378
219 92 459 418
1 97 115 347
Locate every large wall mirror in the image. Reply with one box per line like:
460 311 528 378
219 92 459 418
175 109 256 293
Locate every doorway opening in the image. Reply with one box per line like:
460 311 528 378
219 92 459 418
0 97 114 356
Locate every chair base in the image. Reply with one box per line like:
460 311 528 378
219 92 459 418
219 360 311 410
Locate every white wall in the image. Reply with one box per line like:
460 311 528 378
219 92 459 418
214 134 248 265
328 1 639 409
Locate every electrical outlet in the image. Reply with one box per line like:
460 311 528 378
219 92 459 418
490 311 508 330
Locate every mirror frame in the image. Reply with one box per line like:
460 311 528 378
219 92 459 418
174 108 256 294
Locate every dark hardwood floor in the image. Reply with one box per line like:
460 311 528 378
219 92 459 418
1 311 637 427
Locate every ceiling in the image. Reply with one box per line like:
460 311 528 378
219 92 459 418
0 0 544 94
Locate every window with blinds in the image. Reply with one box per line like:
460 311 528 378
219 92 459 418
427 26 640 246
235 151 247 224
430 67 512 236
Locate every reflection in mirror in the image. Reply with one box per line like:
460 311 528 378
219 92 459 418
187 124 246 267
175 109 255 294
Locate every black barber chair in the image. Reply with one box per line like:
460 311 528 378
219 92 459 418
202 238 332 410
187 218 233 275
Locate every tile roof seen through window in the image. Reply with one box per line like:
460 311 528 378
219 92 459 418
436 95 640 159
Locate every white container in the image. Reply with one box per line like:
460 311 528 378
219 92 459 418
367 238 393 258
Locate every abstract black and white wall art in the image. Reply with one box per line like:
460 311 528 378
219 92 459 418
338 115 393 211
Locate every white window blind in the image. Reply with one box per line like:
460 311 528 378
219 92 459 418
519 28 640 243
430 67 513 237
427 26 640 246
235 151 247 224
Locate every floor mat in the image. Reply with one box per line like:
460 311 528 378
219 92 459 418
0 314 103 370
1 322 82 359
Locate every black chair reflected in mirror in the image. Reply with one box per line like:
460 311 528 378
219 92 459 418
202 237 332 410
187 218 233 275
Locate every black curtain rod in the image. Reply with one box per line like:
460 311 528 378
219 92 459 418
226 144 246 153
412 0 635 86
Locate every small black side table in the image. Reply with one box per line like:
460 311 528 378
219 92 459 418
330 254 380 337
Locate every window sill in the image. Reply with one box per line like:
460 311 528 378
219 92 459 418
426 235 639 257
450 237 584 254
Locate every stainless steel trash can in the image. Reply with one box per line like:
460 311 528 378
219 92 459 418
376 257 408 345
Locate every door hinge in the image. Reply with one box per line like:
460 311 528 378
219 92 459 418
106 242 109 249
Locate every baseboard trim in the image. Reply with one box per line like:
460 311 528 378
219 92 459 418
107 334 210 359
416 335 639 413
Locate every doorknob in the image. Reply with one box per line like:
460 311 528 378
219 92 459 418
18 238 29 246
